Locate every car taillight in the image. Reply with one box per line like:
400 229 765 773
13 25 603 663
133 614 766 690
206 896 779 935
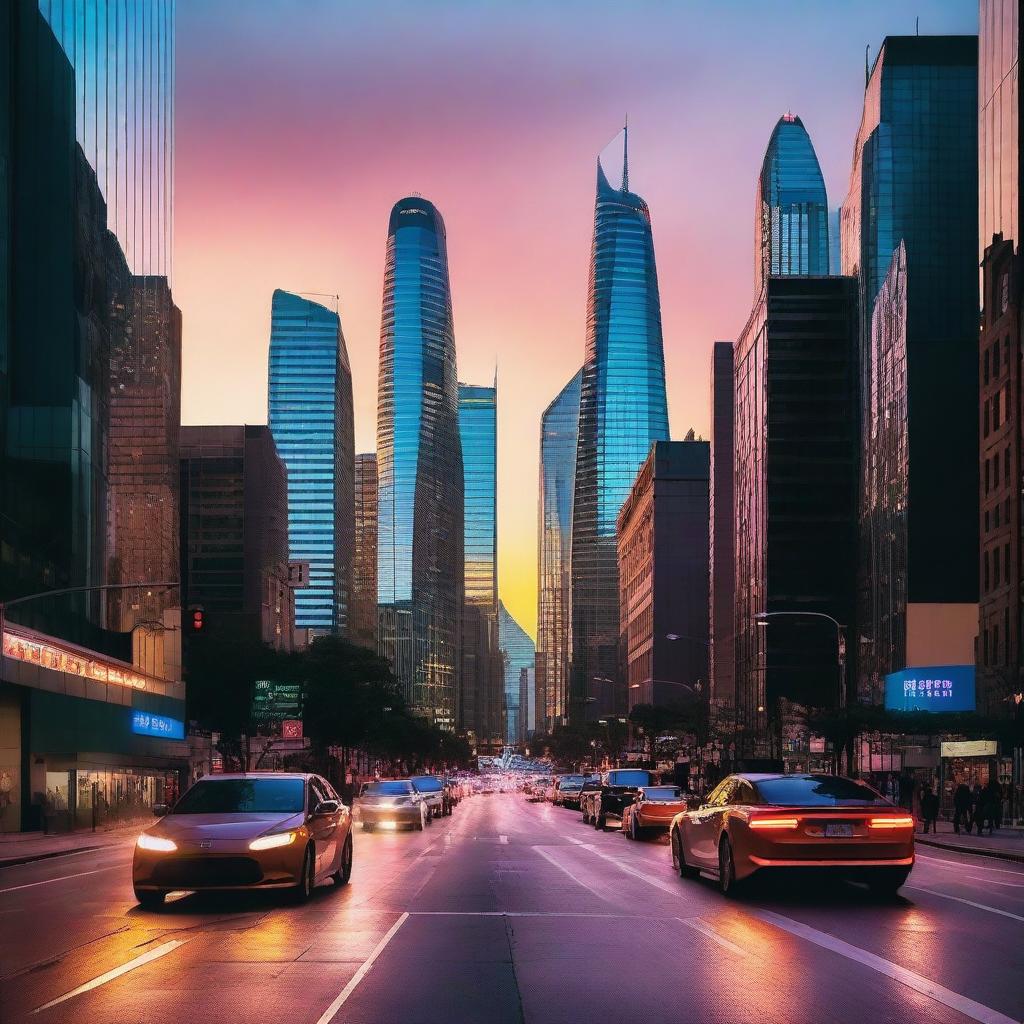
748 816 799 830
868 815 914 829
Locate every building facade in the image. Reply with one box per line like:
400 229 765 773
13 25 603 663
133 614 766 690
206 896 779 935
535 369 581 734
709 342 735 710
618 441 710 711
376 197 464 728
842 36 980 700
571 129 670 723
268 289 354 639
499 601 535 744
733 277 859 745
458 382 502 746
753 114 829 295
351 453 378 648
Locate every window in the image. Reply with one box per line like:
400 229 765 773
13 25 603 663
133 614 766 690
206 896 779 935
172 779 305 814
1006 543 1011 582
985 458 991 494
1005 448 1011 482
984 400 990 437
984 551 990 591
984 348 990 385
754 776 889 807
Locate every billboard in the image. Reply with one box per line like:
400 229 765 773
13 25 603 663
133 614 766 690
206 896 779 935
883 665 975 712
251 680 303 726
131 710 185 739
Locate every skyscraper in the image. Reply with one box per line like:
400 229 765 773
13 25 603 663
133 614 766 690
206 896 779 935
753 114 829 294
842 36 979 701
499 600 535 744
458 382 501 745
571 128 670 722
351 453 378 648
376 197 464 728
268 289 355 639
535 369 581 733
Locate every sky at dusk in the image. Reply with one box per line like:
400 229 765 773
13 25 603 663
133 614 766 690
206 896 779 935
175 0 977 640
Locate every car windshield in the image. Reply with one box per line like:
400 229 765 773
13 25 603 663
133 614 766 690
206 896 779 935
560 782 582 790
559 775 585 785
643 787 682 801
411 777 443 793
755 776 890 807
607 770 651 787
363 781 413 796
172 778 305 814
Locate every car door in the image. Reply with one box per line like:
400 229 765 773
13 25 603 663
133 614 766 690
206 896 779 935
308 778 338 878
684 779 735 868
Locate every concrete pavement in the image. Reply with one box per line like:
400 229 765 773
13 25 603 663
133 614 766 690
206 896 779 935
1 792 1022 1023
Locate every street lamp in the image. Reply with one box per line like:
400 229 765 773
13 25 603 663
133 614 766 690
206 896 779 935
754 611 847 710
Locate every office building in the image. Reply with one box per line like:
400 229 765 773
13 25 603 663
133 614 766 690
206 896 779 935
499 601 535 744
733 277 859 744
351 453 378 648
571 128 670 722
535 369 581 733
709 343 735 710
268 289 354 639
842 36 979 700
618 441 710 711
376 198 464 728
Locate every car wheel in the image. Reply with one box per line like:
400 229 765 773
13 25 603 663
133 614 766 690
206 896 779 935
332 835 353 886
415 810 425 831
672 827 700 879
134 888 165 908
594 811 605 830
630 814 640 841
866 868 910 896
717 836 741 897
289 845 315 904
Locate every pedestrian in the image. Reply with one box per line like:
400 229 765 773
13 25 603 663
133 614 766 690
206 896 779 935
952 778 972 835
971 783 985 834
920 785 939 834
981 778 1002 835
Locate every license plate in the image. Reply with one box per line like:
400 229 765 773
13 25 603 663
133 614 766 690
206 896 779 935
824 823 854 838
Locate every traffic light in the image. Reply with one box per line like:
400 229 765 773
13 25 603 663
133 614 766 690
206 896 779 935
188 605 205 633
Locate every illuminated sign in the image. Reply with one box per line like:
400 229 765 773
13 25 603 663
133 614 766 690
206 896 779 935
131 711 184 739
251 679 303 723
883 665 975 712
3 630 148 691
940 740 997 758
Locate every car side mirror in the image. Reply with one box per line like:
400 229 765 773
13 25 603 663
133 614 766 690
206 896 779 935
313 799 340 816
152 803 168 817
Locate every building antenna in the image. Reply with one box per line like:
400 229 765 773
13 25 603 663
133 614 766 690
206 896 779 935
621 114 629 193
916 16 920 35
864 44 870 89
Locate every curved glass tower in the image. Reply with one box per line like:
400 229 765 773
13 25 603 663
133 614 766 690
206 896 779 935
377 197 464 728
571 129 670 721
754 114 829 295
268 290 354 637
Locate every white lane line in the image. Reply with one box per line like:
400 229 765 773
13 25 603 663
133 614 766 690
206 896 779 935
750 909 1019 1024
577 842 683 898
314 912 409 1024
679 917 747 957
0 865 122 895
29 939 187 1014
964 874 1024 888
408 911 660 918
916 853 1024 876
531 845 614 904
904 885 1024 923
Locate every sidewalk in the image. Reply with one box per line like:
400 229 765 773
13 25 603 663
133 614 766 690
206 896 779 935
916 820 1024 864
0 821 141 868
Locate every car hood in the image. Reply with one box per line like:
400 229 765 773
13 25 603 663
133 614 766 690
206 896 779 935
153 812 304 841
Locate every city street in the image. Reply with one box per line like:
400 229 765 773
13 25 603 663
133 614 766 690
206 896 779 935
1 793 1021 1024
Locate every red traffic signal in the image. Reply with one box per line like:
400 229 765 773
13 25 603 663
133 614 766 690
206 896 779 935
189 606 205 632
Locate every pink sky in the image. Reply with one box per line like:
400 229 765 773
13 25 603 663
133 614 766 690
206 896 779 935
175 1 976 639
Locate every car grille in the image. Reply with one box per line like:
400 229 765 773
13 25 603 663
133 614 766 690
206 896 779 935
152 856 263 887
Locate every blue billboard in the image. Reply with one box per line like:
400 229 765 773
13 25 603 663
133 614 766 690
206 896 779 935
131 710 185 739
883 665 976 712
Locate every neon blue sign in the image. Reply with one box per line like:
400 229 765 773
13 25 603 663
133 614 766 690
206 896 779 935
884 665 975 713
131 711 185 739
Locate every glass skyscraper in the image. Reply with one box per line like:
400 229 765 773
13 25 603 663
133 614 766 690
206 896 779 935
376 197 464 728
458 382 501 743
351 453 378 648
536 369 581 733
754 114 829 294
841 36 978 698
268 289 354 638
498 600 535 744
571 128 669 721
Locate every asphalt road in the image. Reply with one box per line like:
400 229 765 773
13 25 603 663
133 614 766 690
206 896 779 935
1 792 1022 1024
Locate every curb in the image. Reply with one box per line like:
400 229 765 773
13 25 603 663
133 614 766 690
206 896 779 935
916 836 1024 865
0 843 108 869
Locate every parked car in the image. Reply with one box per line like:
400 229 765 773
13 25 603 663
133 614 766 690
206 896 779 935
358 779 430 832
132 772 352 907
580 769 654 829
553 775 586 808
411 775 449 817
621 785 687 839
669 773 915 897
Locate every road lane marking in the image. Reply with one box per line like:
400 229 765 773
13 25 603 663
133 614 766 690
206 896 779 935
408 911 662 918
964 874 1024 888
904 885 1024 923
0 865 122 895
916 853 1024 876
29 939 187 1014
750 909 1019 1024
314 912 409 1024
531 846 614 903
679 916 747 957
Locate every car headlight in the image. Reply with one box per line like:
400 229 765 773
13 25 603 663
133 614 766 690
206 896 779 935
137 833 177 853
249 830 298 851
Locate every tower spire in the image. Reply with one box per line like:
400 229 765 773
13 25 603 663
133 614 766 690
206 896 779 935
621 115 629 192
